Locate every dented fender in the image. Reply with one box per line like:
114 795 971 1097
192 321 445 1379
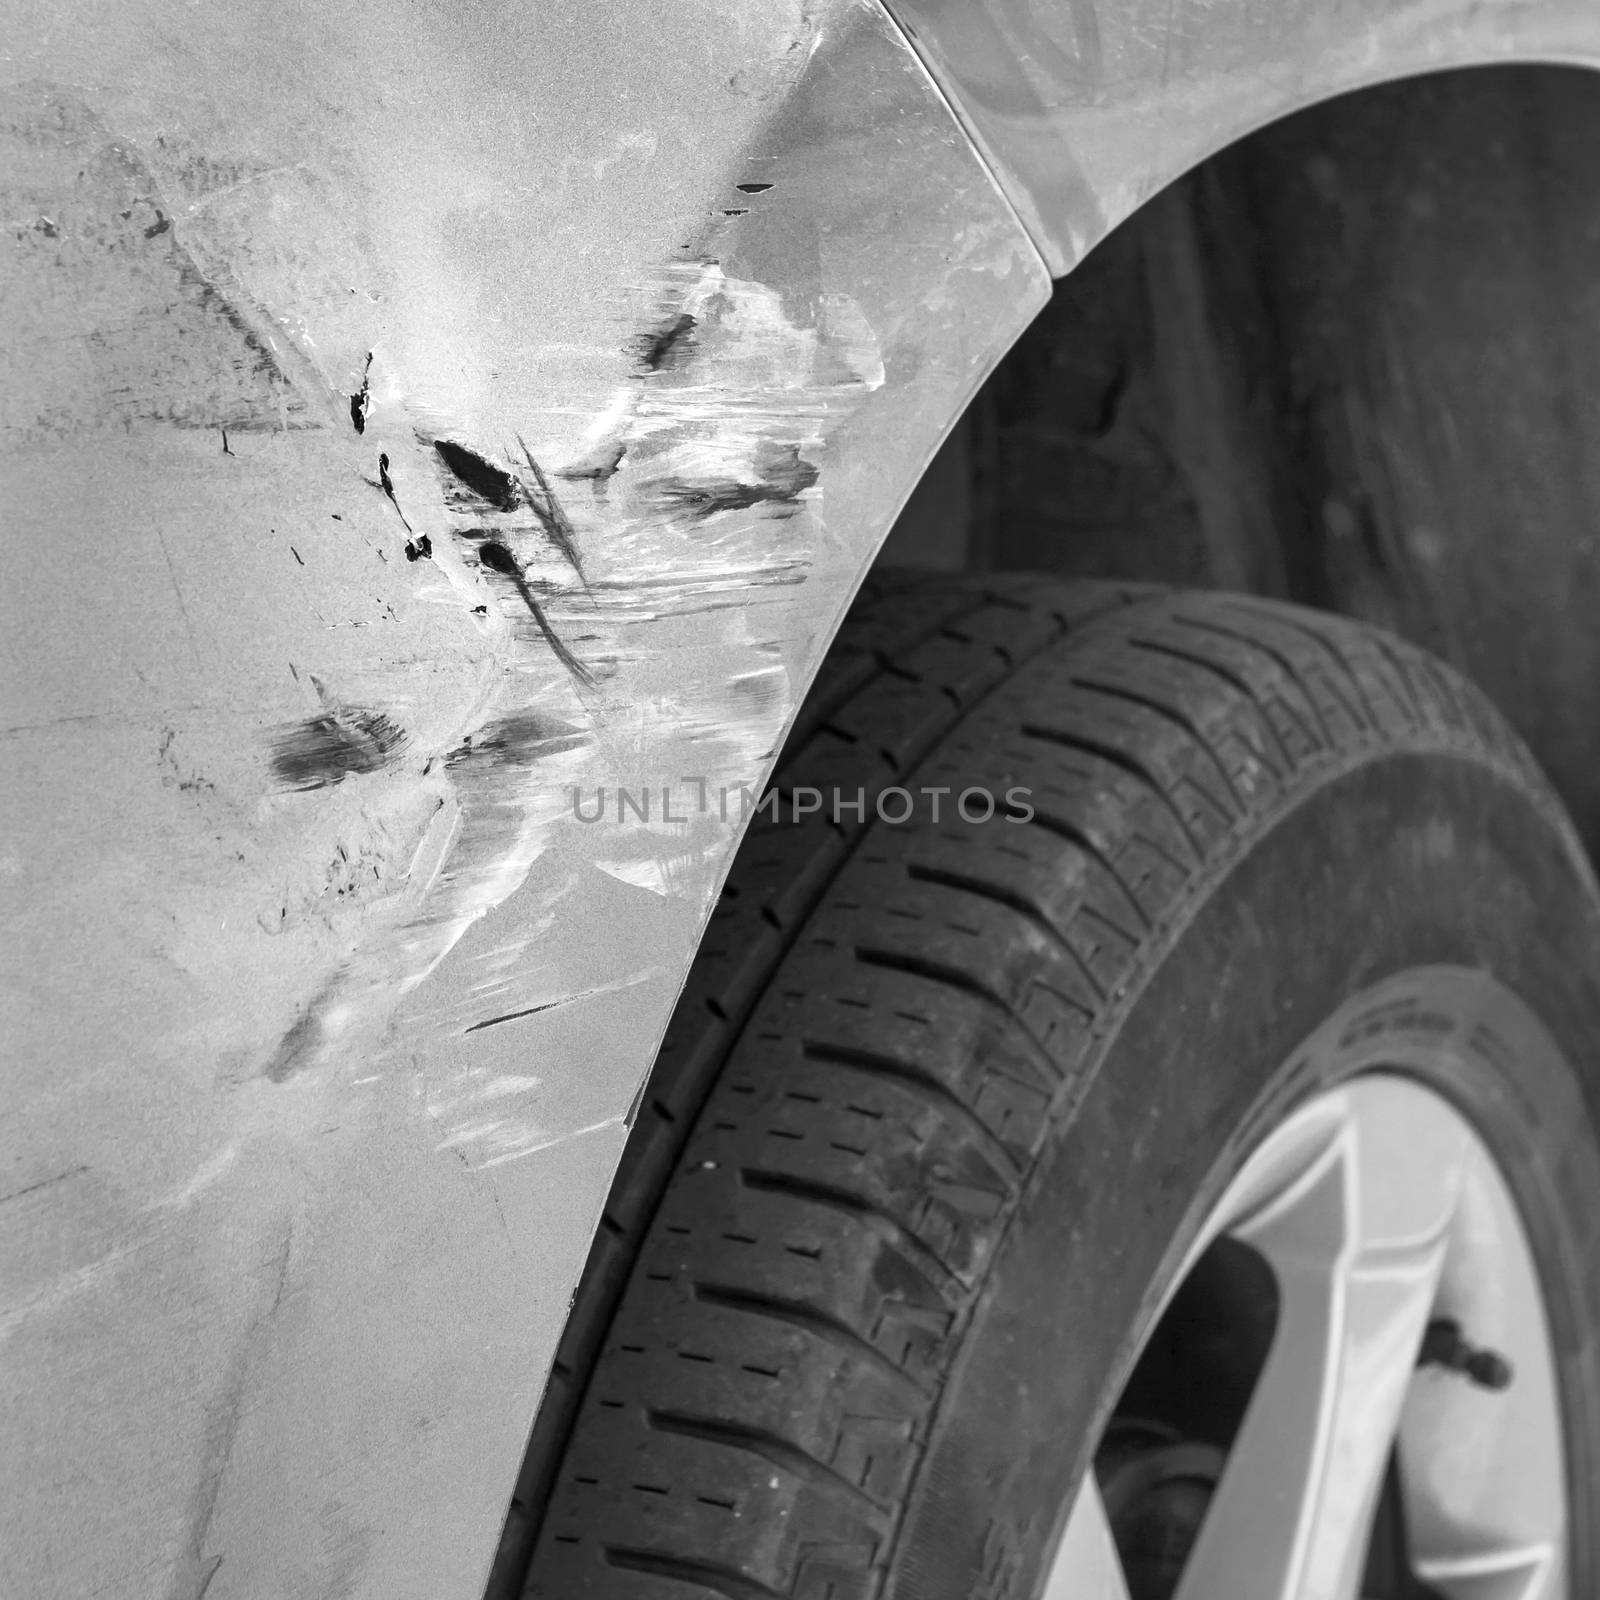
0 3 1045 1596
5 0 1600 1597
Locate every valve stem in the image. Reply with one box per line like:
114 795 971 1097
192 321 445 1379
1419 1318 1514 1390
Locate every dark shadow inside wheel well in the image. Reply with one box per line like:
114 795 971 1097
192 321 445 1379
879 61 1600 858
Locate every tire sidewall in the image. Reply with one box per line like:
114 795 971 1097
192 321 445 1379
889 748 1600 1600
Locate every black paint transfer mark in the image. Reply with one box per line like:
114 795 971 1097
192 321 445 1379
477 540 524 575
662 443 819 519
722 208 748 217
265 1000 324 1081
514 435 588 588
465 984 612 1034
376 451 414 534
735 182 772 194
477 541 595 687
349 352 372 434
220 427 233 455
270 705 407 791
404 533 433 562
556 438 626 486
435 439 519 511
143 206 171 239
447 710 589 773
290 546 304 565
635 311 697 374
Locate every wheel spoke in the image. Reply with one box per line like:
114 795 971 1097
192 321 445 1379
1175 1083 1469 1600
1415 1544 1561 1600
1041 1478 1132 1600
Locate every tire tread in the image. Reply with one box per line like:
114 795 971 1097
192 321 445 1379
504 577 1546 1600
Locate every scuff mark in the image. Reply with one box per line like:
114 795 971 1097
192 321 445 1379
0 1238 143 1342
465 994 591 1033
657 440 818 519
265 987 336 1082
433 438 519 512
513 435 588 588
0 1166 87 1207
157 727 218 797
349 351 372 434
475 1115 625 1170
555 436 625 486
3 94 344 438
562 262 881 549
374 451 412 532
268 696 407 791
167 1216 294 1600
150 1144 238 1212
594 857 679 895
634 309 697 374
476 541 595 687
475 1074 544 1098
253 258 882 1117
446 711 589 773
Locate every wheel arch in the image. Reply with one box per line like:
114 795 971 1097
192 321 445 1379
886 0 1600 276
901 50 1600 860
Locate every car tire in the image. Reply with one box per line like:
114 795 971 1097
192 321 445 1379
495 575 1600 1599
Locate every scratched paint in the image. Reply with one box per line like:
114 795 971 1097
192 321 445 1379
262 259 885 1150
2 97 319 436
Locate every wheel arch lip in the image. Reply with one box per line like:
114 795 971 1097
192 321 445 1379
883 0 1600 275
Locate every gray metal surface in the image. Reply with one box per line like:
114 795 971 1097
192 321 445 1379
888 0 1600 273
3 2 1599 1596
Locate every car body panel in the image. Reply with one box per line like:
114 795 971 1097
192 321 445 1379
888 0 1600 274
1 4 1045 1596
2 1 1599 1596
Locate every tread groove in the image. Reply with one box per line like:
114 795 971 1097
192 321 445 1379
1021 810 1155 931
1369 634 1427 729
646 1410 889 1515
1066 674 1245 809
1125 634 1292 772
1166 611 1333 749
800 1038 1024 1172
737 1167 960 1288
602 1546 792 1600
904 862 1104 1004
851 945 1052 1066
1220 601 1375 733
690 1282 930 1396
1019 722 1201 855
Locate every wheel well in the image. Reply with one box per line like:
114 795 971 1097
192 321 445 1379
881 61 1600 853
